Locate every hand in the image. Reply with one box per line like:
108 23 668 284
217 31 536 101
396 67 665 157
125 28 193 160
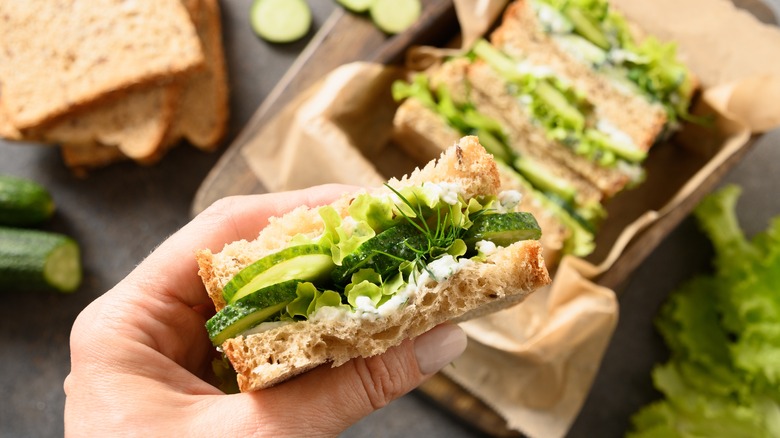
64 184 467 437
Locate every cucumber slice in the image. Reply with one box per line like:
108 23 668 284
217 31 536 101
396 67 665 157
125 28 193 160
464 213 542 248
207 280 301 345
250 0 312 44
534 79 586 130
370 0 421 34
0 226 81 293
332 223 425 285
552 34 608 66
513 156 577 203
563 6 610 50
0 175 55 226
223 244 334 303
337 0 375 13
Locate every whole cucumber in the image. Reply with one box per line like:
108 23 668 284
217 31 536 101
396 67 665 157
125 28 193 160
0 226 81 293
0 175 55 226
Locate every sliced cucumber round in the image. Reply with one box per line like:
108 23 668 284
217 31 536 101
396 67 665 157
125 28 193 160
464 212 542 248
250 0 312 44
332 222 425 285
370 0 421 34
337 0 375 13
207 280 301 345
223 244 334 303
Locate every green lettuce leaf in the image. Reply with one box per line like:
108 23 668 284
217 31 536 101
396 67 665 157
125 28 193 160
319 205 377 265
286 282 349 320
628 185 780 437
345 269 384 307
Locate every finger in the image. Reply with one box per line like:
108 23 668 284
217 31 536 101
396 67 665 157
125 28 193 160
193 324 468 437
127 184 357 307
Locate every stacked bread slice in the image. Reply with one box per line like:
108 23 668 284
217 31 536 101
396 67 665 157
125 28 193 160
392 0 696 266
0 0 229 175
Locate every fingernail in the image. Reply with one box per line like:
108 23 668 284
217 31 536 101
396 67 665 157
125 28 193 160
414 324 468 375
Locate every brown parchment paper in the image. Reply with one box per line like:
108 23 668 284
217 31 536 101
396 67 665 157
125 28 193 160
240 1 780 437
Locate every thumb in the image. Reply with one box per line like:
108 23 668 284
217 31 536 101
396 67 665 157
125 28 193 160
198 324 467 437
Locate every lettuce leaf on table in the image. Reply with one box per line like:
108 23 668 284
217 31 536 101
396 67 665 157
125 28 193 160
627 185 780 438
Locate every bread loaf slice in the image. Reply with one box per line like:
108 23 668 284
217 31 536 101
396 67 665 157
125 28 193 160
54 0 228 170
0 99 21 141
18 0 204 165
197 136 551 391
0 0 204 131
59 143 127 178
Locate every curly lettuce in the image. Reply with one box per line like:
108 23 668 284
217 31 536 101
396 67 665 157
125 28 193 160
627 185 780 437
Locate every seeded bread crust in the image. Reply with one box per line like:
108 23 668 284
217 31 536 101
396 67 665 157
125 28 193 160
196 136 550 391
492 0 667 151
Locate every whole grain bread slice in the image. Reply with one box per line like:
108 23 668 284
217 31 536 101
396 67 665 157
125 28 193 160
0 98 21 141
196 136 551 391
0 0 204 130
59 142 128 178
22 0 206 167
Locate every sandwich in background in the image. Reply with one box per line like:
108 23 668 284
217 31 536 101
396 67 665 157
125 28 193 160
392 0 696 266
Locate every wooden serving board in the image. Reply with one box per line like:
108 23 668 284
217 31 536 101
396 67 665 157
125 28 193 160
193 1 777 436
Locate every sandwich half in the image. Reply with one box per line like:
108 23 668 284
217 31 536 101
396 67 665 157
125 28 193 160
494 0 697 131
392 0 696 263
197 136 551 392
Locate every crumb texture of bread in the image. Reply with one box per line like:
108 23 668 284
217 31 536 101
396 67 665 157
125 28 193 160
0 0 204 130
223 239 549 392
28 84 181 162
0 102 21 140
60 143 128 177
392 99 461 165
13 0 209 164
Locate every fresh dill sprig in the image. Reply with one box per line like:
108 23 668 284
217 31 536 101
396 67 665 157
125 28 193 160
383 184 484 279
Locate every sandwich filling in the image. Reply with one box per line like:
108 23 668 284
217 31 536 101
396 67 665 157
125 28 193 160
206 183 542 345
530 0 696 126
